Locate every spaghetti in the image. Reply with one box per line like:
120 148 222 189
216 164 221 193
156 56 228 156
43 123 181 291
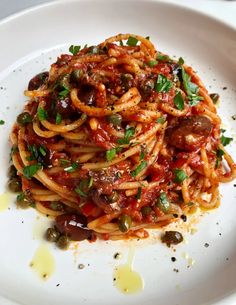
9 34 236 247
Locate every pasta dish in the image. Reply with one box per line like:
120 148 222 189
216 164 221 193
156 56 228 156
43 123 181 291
9 34 236 248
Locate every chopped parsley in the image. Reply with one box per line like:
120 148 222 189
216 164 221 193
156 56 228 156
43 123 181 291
59 159 70 166
173 169 188 183
75 187 87 197
215 148 225 168
155 74 172 93
64 162 78 172
37 107 48 121
88 176 93 188
221 135 233 146
59 88 69 98
131 161 147 177
23 164 42 179
156 52 170 62
136 187 142 200
148 60 158 67
174 91 184 110
106 148 116 161
0 119 5 125
126 36 138 46
55 113 62 125
117 126 135 145
178 57 184 65
181 67 203 105
69 45 81 55
140 146 145 160
39 145 47 157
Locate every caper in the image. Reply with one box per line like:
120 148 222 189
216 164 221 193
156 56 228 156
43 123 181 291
56 235 70 250
45 227 60 242
141 206 152 217
71 69 83 82
107 114 122 126
8 165 17 179
49 201 64 211
210 93 220 104
58 74 71 90
8 177 22 192
121 73 133 91
118 214 132 233
106 191 119 203
16 192 33 209
17 112 32 126
161 231 183 247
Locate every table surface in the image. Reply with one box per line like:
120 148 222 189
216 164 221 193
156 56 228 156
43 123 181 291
0 0 236 28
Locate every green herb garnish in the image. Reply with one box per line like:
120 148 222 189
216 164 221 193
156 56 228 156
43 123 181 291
156 116 166 124
23 164 42 179
178 57 184 65
156 52 170 62
0 120 5 125
136 187 142 200
221 135 233 146
155 74 172 93
173 169 188 183
148 60 158 67
37 107 48 121
127 36 138 46
117 127 135 145
156 192 170 213
39 145 47 157
55 113 62 125
215 148 225 168
131 161 147 177
64 162 78 172
59 88 69 98
174 91 184 110
69 45 81 55
181 67 203 105
106 148 117 161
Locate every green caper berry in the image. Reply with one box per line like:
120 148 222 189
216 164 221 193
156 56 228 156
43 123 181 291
141 206 152 217
209 93 220 104
106 191 119 203
118 214 132 233
8 178 22 192
56 235 70 250
107 114 122 126
45 227 60 242
16 193 33 209
71 69 83 82
8 165 17 179
17 112 32 126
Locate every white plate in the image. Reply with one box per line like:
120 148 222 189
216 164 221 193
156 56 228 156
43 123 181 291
0 1 236 305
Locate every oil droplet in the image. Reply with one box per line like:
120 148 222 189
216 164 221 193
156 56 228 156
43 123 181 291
113 246 144 294
0 192 10 212
30 244 55 280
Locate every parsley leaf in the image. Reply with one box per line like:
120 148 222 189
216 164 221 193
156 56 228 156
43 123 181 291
59 88 69 98
148 60 158 67
37 107 48 121
117 127 135 145
127 36 138 46
181 67 203 105
55 112 62 125
136 187 142 200
59 159 70 166
215 148 225 168
106 148 116 161
156 52 170 62
174 91 184 110
155 74 172 93
0 120 5 125
140 147 145 160
178 57 184 65
69 45 81 55
75 187 87 197
64 162 78 172
173 169 188 183
221 135 233 146
131 161 147 177
39 145 47 157
23 164 42 179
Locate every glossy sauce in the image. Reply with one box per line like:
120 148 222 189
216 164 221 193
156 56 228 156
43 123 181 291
113 246 144 294
30 244 55 280
0 192 10 212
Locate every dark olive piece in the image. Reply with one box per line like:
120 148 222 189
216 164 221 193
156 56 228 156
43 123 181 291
28 72 49 90
56 235 70 250
45 227 61 242
8 178 22 192
8 165 17 179
17 112 32 126
141 206 152 217
209 93 220 104
161 231 183 247
107 114 122 126
118 214 132 233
